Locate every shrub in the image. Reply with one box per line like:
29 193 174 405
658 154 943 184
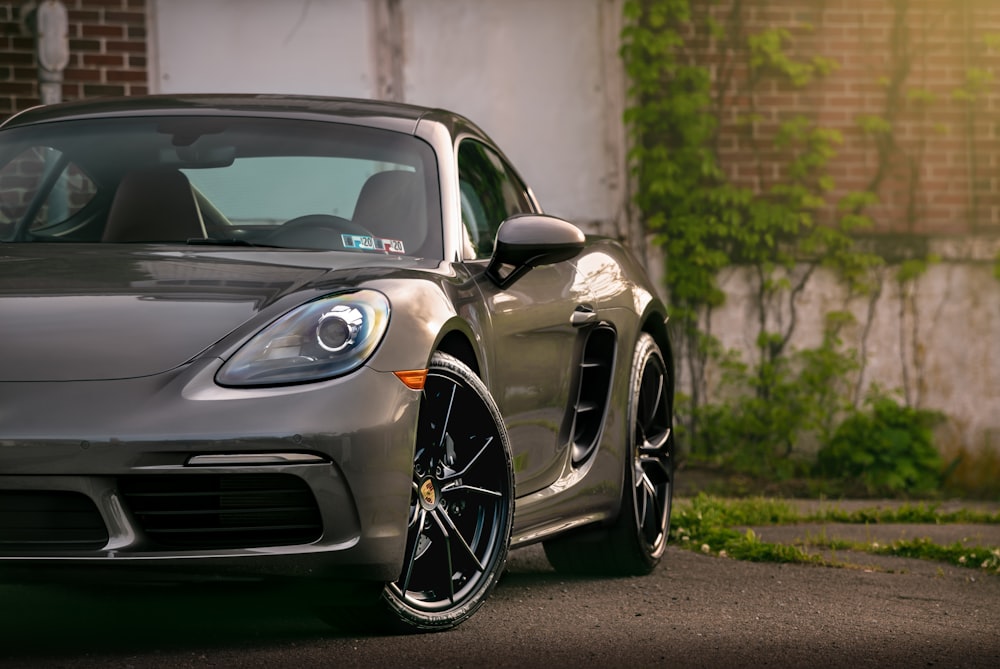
815 395 944 495
681 330 857 481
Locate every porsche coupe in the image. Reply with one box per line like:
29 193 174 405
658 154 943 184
0 95 674 632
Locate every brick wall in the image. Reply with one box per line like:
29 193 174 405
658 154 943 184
0 0 148 121
699 0 1000 236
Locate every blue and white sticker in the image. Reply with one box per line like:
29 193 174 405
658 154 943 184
341 234 406 254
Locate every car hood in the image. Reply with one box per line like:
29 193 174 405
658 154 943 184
0 245 420 381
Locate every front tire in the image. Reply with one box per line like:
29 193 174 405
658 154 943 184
380 351 514 631
543 333 673 575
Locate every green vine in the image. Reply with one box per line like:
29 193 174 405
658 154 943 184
747 27 838 87
622 0 885 478
621 0 727 434
618 0 998 491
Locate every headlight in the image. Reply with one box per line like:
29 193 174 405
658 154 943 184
216 290 390 387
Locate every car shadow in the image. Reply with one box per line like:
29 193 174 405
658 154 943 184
0 579 333 660
0 546 569 660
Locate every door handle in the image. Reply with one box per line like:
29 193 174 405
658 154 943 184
571 305 598 327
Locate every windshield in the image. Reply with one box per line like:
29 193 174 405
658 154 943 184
0 116 442 259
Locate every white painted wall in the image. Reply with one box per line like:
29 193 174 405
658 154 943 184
150 0 372 98
149 0 628 236
402 0 626 230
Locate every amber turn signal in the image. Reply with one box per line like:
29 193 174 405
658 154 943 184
393 369 428 390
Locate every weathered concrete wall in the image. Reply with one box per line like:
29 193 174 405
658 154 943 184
703 239 1000 457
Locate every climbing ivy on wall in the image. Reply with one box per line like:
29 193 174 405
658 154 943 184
619 0 974 490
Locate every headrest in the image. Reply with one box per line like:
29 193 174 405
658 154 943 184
103 168 206 243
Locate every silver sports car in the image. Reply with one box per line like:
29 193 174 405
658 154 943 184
0 95 674 632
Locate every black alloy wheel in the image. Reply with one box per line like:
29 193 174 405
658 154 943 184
543 333 673 575
628 333 673 564
381 351 514 631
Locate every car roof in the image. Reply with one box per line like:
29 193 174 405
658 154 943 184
1 94 448 135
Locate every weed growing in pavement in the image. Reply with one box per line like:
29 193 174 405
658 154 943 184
671 495 822 565
671 494 1000 572
870 540 1000 573
807 503 1000 525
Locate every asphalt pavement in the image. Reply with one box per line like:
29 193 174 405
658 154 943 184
2 497 998 668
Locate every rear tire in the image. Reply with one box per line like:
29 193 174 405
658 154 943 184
543 333 673 576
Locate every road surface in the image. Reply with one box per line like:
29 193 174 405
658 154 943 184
2 535 998 669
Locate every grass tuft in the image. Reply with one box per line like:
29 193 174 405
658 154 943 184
671 494 1000 571
807 503 1000 525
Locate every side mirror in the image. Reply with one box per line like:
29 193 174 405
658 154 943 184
486 214 585 288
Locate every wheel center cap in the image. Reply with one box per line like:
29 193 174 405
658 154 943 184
419 477 439 509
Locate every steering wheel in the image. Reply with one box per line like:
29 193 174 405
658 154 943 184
263 215 373 250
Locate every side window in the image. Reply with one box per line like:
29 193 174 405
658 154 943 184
0 146 96 238
457 139 532 259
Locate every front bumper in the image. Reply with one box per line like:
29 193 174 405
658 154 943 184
0 357 421 583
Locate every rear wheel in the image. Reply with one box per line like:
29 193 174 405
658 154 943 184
544 333 673 575
380 351 514 631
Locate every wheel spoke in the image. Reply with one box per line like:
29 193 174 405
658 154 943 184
649 370 664 417
637 472 664 538
640 455 673 483
441 483 502 498
398 508 427 595
435 382 458 450
641 370 663 429
636 367 666 455
649 491 667 539
429 509 457 604
635 478 648 521
634 417 647 445
640 473 657 514
434 507 486 571
639 427 671 454
441 436 493 481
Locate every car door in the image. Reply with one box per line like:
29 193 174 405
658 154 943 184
457 139 593 495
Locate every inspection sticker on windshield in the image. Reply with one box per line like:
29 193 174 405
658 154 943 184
341 234 406 254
